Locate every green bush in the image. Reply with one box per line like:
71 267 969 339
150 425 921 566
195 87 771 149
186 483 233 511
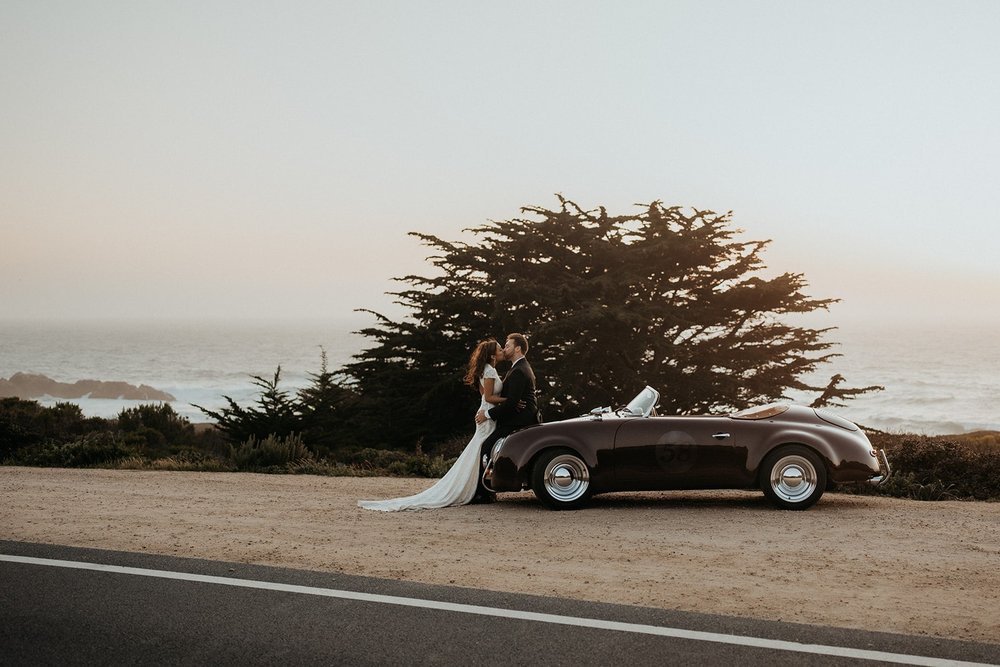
121 426 167 454
431 434 474 459
343 447 456 477
389 455 454 478
341 448 412 469
0 398 106 459
229 433 312 472
0 398 221 467
284 459 369 476
195 357 365 456
117 448 233 472
9 432 138 468
117 403 195 457
858 432 1000 501
875 472 958 501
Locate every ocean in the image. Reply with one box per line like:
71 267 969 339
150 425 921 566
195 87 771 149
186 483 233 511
2 319 997 435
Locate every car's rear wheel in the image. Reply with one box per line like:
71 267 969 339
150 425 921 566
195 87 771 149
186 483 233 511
531 448 592 511
760 445 827 510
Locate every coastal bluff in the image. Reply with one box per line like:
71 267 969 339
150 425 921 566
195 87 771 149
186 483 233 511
0 372 175 402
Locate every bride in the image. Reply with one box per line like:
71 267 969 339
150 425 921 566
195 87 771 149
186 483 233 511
358 338 507 511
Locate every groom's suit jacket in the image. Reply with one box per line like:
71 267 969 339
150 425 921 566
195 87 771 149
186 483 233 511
486 357 541 435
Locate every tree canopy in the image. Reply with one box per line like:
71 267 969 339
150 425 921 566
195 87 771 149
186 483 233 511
341 196 880 450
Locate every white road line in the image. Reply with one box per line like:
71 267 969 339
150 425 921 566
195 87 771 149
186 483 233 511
2 554 994 667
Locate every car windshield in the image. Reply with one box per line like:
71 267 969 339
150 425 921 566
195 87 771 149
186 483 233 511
622 386 660 417
731 403 790 420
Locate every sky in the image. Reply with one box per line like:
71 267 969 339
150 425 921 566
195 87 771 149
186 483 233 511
2 0 999 328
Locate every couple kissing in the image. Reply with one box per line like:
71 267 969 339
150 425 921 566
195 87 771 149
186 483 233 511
358 333 540 511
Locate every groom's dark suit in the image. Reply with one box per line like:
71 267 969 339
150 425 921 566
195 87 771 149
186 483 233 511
476 357 541 499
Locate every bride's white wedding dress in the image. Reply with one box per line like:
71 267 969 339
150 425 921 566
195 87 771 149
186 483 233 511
357 365 501 511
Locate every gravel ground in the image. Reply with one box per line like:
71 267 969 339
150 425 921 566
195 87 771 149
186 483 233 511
3 466 998 643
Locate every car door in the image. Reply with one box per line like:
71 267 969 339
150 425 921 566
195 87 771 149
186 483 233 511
612 416 746 489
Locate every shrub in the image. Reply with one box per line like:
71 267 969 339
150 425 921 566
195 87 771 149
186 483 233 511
229 433 312 472
117 403 195 457
9 432 138 468
342 447 456 477
857 432 1000 501
121 426 167 455
1 398 212 466
432 433 474 459
285 459 366 476
195 368 301 447
195 356 364 456
875 472 958 501
0 398 104 458
341 448 412 469
117 449 233 472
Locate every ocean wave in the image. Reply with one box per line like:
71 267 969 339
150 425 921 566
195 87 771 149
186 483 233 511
6 319 999 433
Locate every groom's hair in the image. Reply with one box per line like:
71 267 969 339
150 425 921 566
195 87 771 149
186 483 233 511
507 333 528 355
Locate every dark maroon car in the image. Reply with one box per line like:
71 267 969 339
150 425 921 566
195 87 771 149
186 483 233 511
482 387 890 510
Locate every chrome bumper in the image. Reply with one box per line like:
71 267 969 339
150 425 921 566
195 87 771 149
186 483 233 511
481 454 496 492
869 448 892 485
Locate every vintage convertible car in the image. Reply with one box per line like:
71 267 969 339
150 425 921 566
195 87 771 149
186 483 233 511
482 387 890 510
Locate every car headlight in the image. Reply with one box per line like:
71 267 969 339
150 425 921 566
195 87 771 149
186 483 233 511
490 437 506 461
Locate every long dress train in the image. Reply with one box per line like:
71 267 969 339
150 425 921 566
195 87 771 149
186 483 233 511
357 365 501 511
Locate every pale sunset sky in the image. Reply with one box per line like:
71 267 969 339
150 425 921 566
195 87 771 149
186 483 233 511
2 1 998 327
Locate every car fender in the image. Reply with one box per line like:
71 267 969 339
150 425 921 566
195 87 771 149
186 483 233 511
502 421 621 489
512 430 601 471
748 426 839 474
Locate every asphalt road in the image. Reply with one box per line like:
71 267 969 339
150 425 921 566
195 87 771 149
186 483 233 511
2 540 997 666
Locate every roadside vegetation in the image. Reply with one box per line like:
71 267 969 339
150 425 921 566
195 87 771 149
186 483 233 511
0 397 456 478
857 430 1000 501
3 396 999 501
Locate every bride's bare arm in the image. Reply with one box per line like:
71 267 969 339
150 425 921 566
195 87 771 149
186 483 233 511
481 377 507 405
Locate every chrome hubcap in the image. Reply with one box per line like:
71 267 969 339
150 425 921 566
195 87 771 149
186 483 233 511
543 454 590 503
770 455 818 503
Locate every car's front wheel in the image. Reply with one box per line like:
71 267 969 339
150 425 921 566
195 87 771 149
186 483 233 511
760 445 827 510
531 448 592 510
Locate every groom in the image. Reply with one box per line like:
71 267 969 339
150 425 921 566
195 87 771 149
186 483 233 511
473 332 541 502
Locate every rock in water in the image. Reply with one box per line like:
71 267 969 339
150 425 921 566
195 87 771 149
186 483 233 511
0 372 176 401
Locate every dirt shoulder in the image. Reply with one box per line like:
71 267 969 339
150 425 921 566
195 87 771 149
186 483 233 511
2 467 998 643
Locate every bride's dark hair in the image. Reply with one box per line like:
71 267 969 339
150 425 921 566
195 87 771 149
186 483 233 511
463 338 498 388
